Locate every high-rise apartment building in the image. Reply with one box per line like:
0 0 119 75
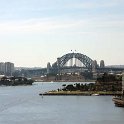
0 62 5 74
0 62 14 76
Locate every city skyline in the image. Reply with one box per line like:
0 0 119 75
0 0 124 67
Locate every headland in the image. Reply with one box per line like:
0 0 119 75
39 73 122 96
0 76 34 86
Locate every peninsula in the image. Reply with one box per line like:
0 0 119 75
39 73 122 96
0 76 34 86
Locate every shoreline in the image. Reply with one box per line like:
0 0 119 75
34 80 95 83
39 91 122 96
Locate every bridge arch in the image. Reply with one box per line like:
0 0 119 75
56 53 93 69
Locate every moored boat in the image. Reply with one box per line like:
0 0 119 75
92 93 99 96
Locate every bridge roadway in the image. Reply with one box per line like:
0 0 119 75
59 66 124 73
97 67 124 72
23 66 124 77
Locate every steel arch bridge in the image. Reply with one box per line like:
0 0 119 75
52 53 94 71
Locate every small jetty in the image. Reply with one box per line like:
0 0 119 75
112 97 124 107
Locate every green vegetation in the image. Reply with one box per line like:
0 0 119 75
42 88 121 96
62 83 95 91
96 73 122 91
0 76 34 86
97 73 122 82
39 73 122 96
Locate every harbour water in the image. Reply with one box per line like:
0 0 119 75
0 82 124 124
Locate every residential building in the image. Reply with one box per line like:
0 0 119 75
0 62 14 76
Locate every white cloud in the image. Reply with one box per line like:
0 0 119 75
66 0 123 9
0 18 86 34
0 14 124 35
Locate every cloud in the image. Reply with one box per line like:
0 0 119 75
66 0 123 9
0 18 87 34
0 14 124 35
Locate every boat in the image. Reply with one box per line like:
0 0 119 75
92 93 99 96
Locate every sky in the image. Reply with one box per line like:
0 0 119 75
0 0 124 67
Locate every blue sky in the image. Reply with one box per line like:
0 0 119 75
0 0 124 67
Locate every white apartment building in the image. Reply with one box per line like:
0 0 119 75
0 62 14 76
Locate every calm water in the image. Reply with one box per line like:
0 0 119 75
0 82 124 124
